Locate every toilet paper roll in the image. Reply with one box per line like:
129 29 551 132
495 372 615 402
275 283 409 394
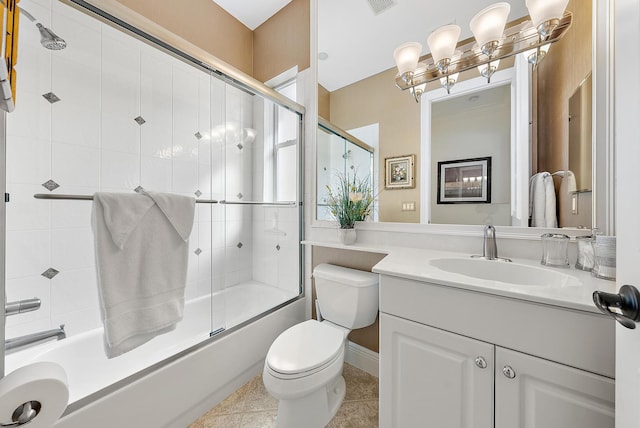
0 362 69 428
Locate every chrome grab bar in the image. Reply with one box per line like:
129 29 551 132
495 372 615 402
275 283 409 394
32 194 297 206
34 193 218 203
5 298 41 316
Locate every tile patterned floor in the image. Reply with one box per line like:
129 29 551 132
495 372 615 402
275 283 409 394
189 363 379 428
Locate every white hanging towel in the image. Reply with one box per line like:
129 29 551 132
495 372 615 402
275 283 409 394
554 170 577 194
529 172 558 228
92 191 195 358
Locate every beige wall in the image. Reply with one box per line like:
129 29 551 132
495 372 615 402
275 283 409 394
536 0 592 228
116 0 310 83
330 68 421 223
311 247 386 353
117 0 254 76
253 0 310 83
536 0 592 175
318 84 330 120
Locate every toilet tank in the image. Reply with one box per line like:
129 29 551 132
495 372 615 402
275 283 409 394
313 263 379 329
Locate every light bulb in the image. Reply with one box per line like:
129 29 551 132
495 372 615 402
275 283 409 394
470 2 510 56
427 24 461 72
394 42 423 84
526 0 569 37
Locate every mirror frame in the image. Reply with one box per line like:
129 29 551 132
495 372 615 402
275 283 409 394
311 0 614 239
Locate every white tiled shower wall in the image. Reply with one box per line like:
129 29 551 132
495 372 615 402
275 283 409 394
4 0 300 339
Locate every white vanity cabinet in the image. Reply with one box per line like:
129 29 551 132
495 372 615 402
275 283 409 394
495 347 614 428
380 313 494 428
379 274 615 428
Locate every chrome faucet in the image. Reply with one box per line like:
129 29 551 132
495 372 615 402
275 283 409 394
483 225 498 259
472 225 512 262
4 325 66 353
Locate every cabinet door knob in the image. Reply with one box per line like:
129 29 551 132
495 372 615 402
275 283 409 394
475 356 487 369
502 365 516 379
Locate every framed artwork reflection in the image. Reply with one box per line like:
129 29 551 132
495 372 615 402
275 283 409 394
437 157 491 204
385 154 415 189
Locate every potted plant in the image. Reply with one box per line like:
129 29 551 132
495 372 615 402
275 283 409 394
326 172 375 245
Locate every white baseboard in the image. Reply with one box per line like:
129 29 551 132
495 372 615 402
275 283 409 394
345 341 379 378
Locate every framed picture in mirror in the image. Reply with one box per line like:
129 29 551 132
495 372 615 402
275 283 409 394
385 154 415 189
437 157 491 204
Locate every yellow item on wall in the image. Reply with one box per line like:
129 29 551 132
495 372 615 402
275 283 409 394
1 0 19 112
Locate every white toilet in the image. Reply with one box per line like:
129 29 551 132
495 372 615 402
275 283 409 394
263 263 379 428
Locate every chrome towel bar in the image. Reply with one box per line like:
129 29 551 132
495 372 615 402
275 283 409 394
32 194 296 206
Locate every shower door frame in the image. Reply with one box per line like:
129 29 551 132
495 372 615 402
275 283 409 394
0 0 306 409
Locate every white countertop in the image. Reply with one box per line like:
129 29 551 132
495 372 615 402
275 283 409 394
304 240 618 314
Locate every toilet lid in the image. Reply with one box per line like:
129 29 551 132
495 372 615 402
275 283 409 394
266 320 344 375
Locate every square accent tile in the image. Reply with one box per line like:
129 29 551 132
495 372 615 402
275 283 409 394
42 179 60 192
237 242 243 249
194 190 202 197
237 193 243 200
237 143 244 150
134 116 146 125
194 248 202 255
276 244 281 251
195 132 203 140
41 268 60 279
134 186 145 193
42 92 61 104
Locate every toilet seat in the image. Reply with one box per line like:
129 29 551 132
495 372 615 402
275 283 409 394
266 320 345 379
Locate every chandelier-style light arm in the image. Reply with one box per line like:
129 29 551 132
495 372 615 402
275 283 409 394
394 11 572 92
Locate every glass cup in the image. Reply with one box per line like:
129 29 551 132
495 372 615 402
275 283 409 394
541 233 570 268
592 235 616 280
575 235 595 271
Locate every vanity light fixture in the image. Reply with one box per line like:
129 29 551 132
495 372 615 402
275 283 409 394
470 2 510 57
393 1 571 101
522 42 551 66
526 0 570 39
409 63 428 101
439 72 459 95
477 59 500 83
426 24 461 74
393 42 423 85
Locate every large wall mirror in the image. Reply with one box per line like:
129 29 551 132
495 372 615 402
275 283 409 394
317 0 610 232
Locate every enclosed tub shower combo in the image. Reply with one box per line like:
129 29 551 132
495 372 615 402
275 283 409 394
1 0 304 426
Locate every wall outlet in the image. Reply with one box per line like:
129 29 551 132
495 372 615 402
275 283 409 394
402 201 416 211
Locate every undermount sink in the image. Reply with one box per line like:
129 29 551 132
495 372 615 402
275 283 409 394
429 258 582 287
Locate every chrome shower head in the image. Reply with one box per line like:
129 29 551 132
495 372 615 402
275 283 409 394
36 23 67 50
10 3 68 50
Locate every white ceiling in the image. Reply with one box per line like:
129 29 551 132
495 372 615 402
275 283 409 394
318 0 529 92
212 0 292 30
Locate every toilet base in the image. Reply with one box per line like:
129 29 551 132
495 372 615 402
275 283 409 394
276 375 346 428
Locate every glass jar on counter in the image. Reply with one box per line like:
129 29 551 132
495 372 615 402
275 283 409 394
541 233 570 268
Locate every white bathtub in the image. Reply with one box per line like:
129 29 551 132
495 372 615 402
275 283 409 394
4 281 303 426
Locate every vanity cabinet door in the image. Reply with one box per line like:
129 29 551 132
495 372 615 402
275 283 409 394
495 347 615 428
380 313 494 428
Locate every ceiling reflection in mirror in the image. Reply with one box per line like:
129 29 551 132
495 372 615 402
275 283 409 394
317 0 593 228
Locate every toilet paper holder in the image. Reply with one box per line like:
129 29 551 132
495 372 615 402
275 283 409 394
0 401 41 427
0 362 69 428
